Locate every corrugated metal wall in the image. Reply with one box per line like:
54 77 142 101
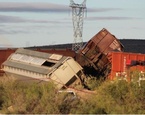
110 52 145 81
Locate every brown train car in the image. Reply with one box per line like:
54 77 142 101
0 49 16 75
76 28 124 77
34 48 76 58
109 51 145 81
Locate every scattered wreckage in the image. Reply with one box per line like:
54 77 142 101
76 28 145 82
1 28 145 90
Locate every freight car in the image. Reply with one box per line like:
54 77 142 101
0 48 76 76
109 51 145 82
2 48 85 89
76 28 124 77
0 48 16 75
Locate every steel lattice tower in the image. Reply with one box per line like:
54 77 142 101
69 0 86 51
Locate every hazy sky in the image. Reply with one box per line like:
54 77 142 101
0 0 145 47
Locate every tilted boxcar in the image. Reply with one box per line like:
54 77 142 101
76 28 124 77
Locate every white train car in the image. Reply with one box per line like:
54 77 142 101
2 48 84 89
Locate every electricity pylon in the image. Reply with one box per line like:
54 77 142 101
69 0 87 51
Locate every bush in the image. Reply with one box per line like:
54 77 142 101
94 80 145 114
0 77 60 114
0 72 145 114
85 75 104 90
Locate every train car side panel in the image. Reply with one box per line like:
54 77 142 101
110 52 145 81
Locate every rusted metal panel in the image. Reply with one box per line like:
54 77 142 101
81 28 123 55
0 49 16 75
34 49 76 58
76 28 124 77
0 49 16 65
110 52 145 81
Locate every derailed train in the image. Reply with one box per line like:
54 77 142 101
76 28 124 78
1 28 145 82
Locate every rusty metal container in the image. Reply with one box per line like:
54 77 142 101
0 49 16 75
35 48 76 58
109 51 145 81
76 28 124 77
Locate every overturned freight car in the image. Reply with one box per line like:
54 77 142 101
76 28 124 78
1 48 85 89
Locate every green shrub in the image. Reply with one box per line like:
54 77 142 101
85 75 104 90
1 71 145 114
94 79 145 114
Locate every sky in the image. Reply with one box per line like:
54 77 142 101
0 0 145 48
